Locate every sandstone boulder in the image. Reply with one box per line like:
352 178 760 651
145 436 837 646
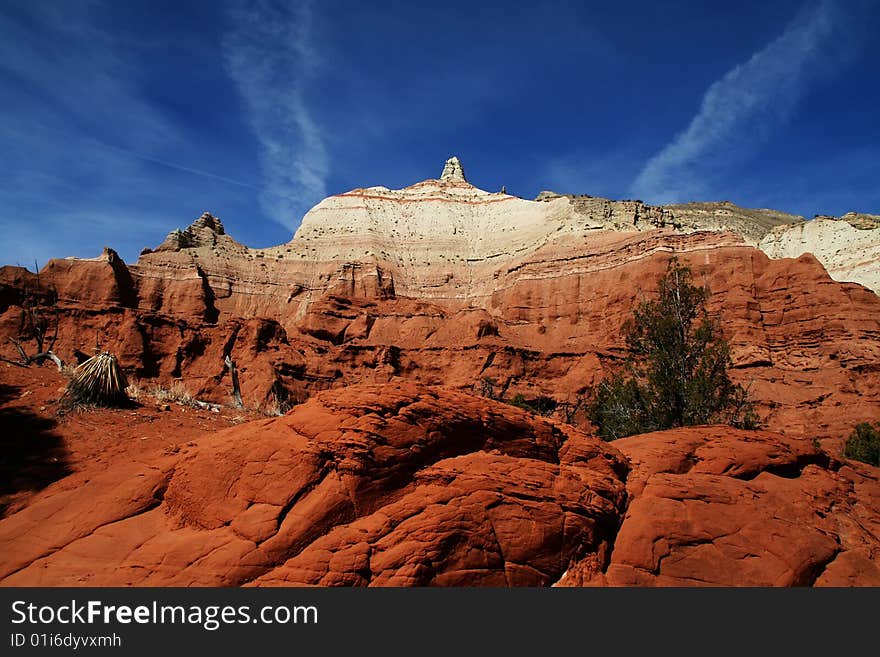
556 427 880 587
0 383 628 586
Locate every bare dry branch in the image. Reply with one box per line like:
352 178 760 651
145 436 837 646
224 355 244 409
7 337 29 363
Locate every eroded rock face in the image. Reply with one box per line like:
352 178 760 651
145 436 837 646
153 212 231 252
40 247 137 309
1 384 876 587
0 158 878 442
663 200 803 244
0 384 628 586
760 216 880 294
556 427 880 587
1 158 878 588
3 229 877 443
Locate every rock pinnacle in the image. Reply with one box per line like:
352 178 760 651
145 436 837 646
440 156 467 182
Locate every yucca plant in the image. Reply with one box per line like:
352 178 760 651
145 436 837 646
65 351 130 407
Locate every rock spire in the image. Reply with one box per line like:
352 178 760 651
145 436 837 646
440 156 467 182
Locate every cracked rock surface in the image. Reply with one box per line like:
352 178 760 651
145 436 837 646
558 427 880 587
2 383 877 587
0 383 629 586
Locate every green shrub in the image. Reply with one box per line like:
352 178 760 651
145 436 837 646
588 258 759 441
507 393 558 417
589 372 650 441
844 423 880 466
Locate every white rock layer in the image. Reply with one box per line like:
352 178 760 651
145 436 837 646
146 157 879 296
759 218 880 293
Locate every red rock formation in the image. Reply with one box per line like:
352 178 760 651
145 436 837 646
0 160 878 587
558 426 880 587
0 383 628 586
1 382 875 587
2 222 876 441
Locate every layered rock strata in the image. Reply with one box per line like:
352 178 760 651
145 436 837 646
0 158 878 442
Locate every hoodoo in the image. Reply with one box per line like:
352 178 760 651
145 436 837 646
440 155 467 183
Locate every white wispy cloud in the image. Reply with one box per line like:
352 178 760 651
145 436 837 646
223 0 329 232
0 3 272 268
630 0 854 204
0 5 177 153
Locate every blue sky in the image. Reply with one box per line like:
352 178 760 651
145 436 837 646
1 0 878 268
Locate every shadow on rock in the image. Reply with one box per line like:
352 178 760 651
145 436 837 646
0 382 71 517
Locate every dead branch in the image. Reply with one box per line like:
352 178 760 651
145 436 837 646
224 355 243 409
191 399 222 412
9 282 62 368
46 350 64 371
5 338 65 372
45 308 59 353
38 350 65 372
8 337 29 363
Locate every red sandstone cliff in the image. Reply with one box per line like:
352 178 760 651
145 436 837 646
2 219 877 441
0 158 878 586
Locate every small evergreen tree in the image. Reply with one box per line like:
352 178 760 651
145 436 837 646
589 258 759 440
507 393 557 417
844 423 880 466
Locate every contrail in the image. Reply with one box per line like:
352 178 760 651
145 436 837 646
92 139 260 190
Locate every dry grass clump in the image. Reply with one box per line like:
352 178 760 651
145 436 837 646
151 380 194 405
125 382 143 401
253 391 296 417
